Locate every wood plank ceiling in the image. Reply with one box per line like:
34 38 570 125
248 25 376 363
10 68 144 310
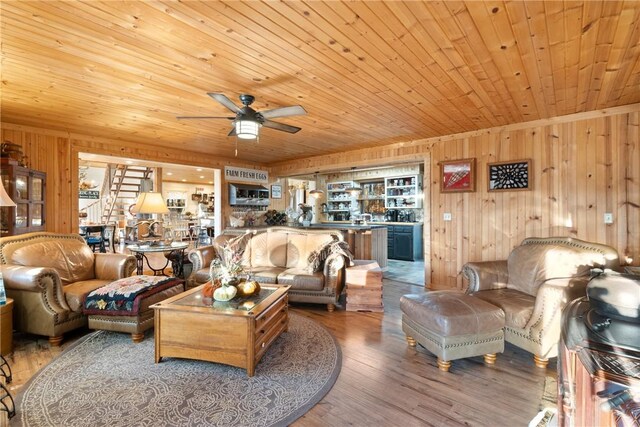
1 1 638 164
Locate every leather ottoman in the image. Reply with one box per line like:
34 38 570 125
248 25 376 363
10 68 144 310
400 291 505 372
83 276 185 343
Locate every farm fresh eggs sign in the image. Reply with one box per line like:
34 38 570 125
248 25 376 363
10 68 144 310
224 166 268 184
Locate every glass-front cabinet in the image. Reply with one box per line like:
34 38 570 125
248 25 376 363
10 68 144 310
385 175 422 209
1 158 46 236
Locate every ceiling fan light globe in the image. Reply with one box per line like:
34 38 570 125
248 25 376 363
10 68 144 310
235 119 260 139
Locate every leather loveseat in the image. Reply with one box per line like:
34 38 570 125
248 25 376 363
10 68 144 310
188 226 350 311
462 237 620 368
0 232 136 345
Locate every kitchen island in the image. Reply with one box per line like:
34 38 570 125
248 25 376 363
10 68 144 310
308 223 387 268
223 223 388 268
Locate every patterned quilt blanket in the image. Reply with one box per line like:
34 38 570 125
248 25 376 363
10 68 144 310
83 275 183 316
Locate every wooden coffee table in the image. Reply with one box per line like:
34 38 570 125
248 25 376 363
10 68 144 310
150 285 289 377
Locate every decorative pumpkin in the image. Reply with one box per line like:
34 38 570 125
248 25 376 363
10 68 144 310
236 280 261 298
202 281 214 298
213 284 237 302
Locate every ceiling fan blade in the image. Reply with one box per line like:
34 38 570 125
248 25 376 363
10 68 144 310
227 127 237 137
208 93 241 113
262 119 301 134
260 105 307 119
176 116 234 120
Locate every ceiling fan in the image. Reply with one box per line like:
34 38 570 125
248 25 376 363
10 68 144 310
177 93 306 140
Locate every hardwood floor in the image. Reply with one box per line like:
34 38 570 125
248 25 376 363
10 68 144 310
6 279 555 426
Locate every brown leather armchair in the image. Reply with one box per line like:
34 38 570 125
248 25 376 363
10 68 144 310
0 232 136 345
462 237 620 368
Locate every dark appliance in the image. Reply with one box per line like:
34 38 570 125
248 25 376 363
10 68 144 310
558 271 640 426
397 210 416 222
385 210 398 222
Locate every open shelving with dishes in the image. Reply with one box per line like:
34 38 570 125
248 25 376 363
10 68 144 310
326 181 357 212
385 175 422 209
326 181 357 221
356 180 386 216
228 183 269 209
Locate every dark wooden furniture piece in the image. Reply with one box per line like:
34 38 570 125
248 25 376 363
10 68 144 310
0 158 46 236
558 298 640 426
151 285 289 377
127 242 189 276
387 223 423 261
0 298 13 356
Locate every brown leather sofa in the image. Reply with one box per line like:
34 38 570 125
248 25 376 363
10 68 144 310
0 232 136 345
462 237 620 368
188 226 349 311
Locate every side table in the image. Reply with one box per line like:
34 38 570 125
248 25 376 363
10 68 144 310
0 299 13 356
127 242 189 277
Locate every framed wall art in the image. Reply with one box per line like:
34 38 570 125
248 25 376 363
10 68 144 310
488 160 531 191
440 158 476 193
270 184 282 199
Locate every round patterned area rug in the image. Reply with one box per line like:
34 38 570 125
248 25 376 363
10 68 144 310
15 313 341 427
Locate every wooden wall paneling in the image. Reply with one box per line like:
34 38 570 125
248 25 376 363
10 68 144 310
626 112 640 263
528 127 543 239
596 117 611 245
607 115 620 248
574 120 587 238
4 106 639 288
422 156 431 287
588 119 601 242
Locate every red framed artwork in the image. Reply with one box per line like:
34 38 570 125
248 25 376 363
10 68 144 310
440 158 476 193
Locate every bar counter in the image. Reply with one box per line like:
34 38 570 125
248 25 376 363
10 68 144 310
223 223 390 268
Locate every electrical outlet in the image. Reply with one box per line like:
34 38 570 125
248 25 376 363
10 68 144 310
443 212 452 221
604 213 614 224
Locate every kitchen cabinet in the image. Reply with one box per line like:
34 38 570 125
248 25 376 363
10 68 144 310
387 224 423 261
326 181 356 221
385 175 422 209
0 158 46 236
357 180 386 216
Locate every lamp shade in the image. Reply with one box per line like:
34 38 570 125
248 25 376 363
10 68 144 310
0 181 16 207
309 189 324 199
235 120 260 139
131 192 169 214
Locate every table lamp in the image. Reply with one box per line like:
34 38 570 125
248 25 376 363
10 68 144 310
131 192 169 242
0 180 16 237
0 181 16 207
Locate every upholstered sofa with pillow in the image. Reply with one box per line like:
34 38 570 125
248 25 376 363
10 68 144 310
188 226 350 311
462 236 620 368
0 232 136 345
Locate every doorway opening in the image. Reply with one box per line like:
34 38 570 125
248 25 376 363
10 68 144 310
77 153 222 247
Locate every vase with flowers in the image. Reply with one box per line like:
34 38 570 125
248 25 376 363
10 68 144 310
208 244 245 301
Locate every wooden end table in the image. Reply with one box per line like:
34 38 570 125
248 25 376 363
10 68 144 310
0 299 13 356
151 285 289 377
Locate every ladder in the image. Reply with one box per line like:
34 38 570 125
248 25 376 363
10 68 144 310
101 164 153 224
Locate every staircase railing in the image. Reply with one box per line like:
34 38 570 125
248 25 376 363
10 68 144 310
101 165 153 224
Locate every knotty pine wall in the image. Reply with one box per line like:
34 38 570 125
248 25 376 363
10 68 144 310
1 123 267 234
271 106 640 288
2 106 639 289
